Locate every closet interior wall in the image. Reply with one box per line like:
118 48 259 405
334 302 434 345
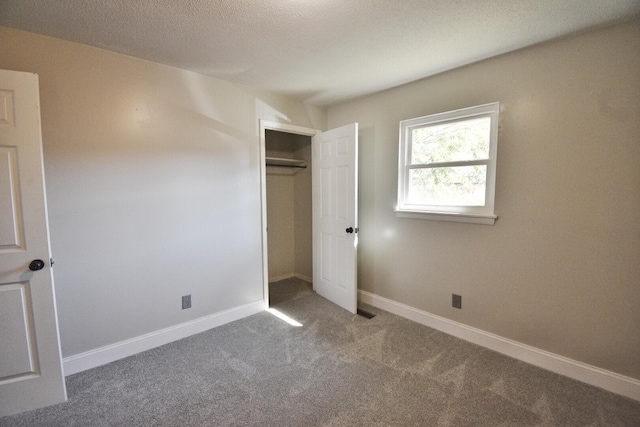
265 130 312 283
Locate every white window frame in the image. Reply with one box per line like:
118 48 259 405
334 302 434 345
396 102 499 225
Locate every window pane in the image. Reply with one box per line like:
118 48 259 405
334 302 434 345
411 117 490 165
408 165 487 206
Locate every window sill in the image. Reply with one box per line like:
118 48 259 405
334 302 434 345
395 210 497 225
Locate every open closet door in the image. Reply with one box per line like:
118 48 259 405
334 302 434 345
312 123 358 313
0 70 67 416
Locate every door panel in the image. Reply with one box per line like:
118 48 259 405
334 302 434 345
0 138 25 252
312 123 358 313
0 283 37 378
0 70 67 417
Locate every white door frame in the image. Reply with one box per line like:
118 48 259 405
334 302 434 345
259 120 320 308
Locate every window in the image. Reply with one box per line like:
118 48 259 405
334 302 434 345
396 102 499 224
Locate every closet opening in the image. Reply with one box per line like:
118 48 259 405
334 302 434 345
260 123 318 308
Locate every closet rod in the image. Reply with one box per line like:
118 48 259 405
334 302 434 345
265 156 307 168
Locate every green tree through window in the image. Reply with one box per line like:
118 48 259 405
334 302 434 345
397 103 499 224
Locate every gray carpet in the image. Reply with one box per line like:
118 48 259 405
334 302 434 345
2 277 639 426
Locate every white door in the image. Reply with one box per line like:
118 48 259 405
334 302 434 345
312 123 358 313
0 70 67 417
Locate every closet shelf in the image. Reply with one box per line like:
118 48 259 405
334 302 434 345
265 156 307 168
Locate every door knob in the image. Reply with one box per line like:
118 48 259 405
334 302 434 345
29 259 46 271
346 227 354 233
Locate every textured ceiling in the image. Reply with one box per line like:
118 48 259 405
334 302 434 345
1 0 639 106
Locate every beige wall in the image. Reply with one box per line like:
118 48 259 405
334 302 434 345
0 26 325 357
266 175 295 279
328 19 640 379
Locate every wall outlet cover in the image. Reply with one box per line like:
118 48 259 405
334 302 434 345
452 294 462 309
182 295 192 310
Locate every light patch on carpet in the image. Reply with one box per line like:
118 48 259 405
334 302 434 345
532 393 555 425
333 329 387 363
266 308 303 326
405 351 442 375
487 377 508 397
437 362 468 397
227 357 257 380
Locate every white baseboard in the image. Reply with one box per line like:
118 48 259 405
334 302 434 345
63 300 264 376
268 273 296 283
268 273 313 283
358 290 640 402
294 273 312 283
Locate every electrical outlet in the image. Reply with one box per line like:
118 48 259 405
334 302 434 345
182 295 191 310
452 294 462 309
